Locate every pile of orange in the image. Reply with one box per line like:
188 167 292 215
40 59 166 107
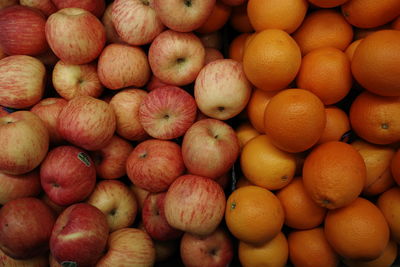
227 0 400 266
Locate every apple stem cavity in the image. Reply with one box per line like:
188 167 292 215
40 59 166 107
176 57 186 64
184 0 192 7
141 0 150 6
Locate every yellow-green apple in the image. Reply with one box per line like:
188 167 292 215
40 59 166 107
102 2 124 44
0 197 56 259
87 180 138 232
182 118 240 179
146 74 169 91
109 88 149 141
0 248 49 267
153 0 215 32
198 31 223 50
95 228 155 267
0 55 45 109
52 0 106 18
0 111 49 175
20 0 57 17
142 192 183 241
0 170 42 205
97 43 150 90
126 139 185 192
130 184 150 213
0 0 17 9
153 239 179 262
57 96 116 151
0 5 48 55
164 174 226 235
45 8 106 65
148 30 205 86
138 86 197 140
111 0 164 46
221 0 246 6
194 59 252 120
204 47 224 65
180 227 234 267
40 145 97 206
52 60 104 100
89 135 134 179
50 203 109 266
30 97 67 144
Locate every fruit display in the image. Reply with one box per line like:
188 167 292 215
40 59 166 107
0 0 399 266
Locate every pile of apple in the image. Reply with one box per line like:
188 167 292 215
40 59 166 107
0 0 250 266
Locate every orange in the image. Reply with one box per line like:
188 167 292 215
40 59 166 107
351 139 396 196
317 106 351 145
341 0 400 28
228 33 251 62
349 91 400 145
242 29 302 91
307 0 349 8
392 16 400 30
391 149 400 184
377 186 400 243
225 185 284 244
235 121 260 149
240 135 296 190
345 38 363 61
263 89 326 153
247 0 308 34
276 177 327 229
292 9 354 55
296 47 352 105
238 232 288 267
246 88 277 133
302 141 366 209
229 4 254 33
351 30 400 96
353 24 392 40
324 197 390 260
196 1 232 34
288 227 340 267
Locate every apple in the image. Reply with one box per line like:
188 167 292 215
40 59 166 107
41 194 66 216
194 59 252 120
52 0 106 18
146 74 170 91
138 86 197 140
87 180 138 232
0 55 45 109
130 184 150 213
109 88 149 141
180 227 234 267
52 60 104 100
0 197 56 259
111 0 164 46
197 30 223 50
49 253 61 267
57 95 116 151
95 228 155 267
221 0 246 6
97 43 150 90
45 7 106 65
101 2 124 44
148 30 206 86
20 0 57 17
34 48 59 66
153 0 215 32
164 174 226 236
0 46 6 60
0 170 42 205
0 248 49 267
126 138 185 192
142 192 184 241
40 145 97 206
0 111 49 175
0 5 48 56
89 135 134 179
215 171 231 190
0 0 17 9
204 47 224 65
50 203 109 266
153 239 179 262
30 97 67 144
182 118 240 179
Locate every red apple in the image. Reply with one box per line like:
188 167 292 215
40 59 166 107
50 203 109 267
0 197 56 259
101 2 124 44
45 7 106 64
180 227 234 267
96 228 155 267
57 96 116 151
34 48 59 67
126 138 185 192
87 180 138 232
0 55 45 109
204 47 224 65
40 145 97 206
111 0 164 45
20 0 57 17
0 46 6 60
130 184 150 213
30 97 67 144
139 86 197 140
153 0 215 32
97 43 150 90
182 118 240 179
0 248 49 267
0 170 42 205
0 111 49 175
0 5 48 56
41 194 66 216
164 174 226 236
52 0 106 18
52 60 104 100
109 88 149 141
146 74 170 91
0 0 17 9
142 192 183 241
0 106 9 117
